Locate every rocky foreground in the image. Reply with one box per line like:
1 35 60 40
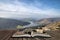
0 29 60 40
46 30 60 40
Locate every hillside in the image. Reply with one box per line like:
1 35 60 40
44 22 60 40
38 18 60 25
0 18 30 29
44 21 60 30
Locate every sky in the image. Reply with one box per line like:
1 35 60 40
0 0 60 20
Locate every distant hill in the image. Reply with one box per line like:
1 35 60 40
0 18 30 29
38 18 60 25
21 18 37 22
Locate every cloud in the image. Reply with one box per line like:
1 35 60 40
0 0 60 19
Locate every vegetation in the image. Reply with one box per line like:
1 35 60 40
16 25 23 29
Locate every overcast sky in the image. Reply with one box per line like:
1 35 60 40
0 0 60 19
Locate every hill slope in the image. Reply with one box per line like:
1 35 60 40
0 18 30 29
44 21 60 30
38 18 60 25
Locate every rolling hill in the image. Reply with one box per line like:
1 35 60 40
38 18 60 25
0 18 30 29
